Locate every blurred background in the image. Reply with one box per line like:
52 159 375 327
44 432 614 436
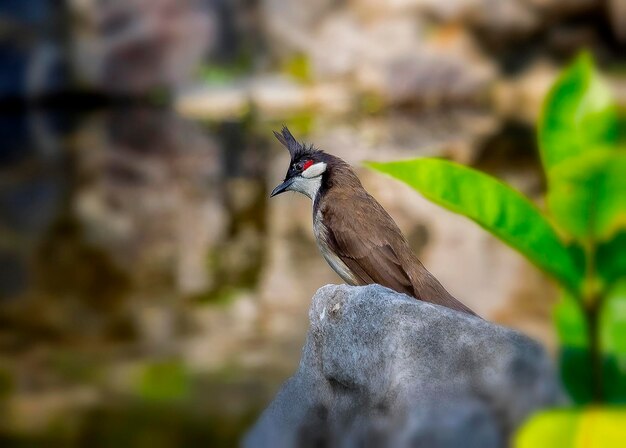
0 0 625 446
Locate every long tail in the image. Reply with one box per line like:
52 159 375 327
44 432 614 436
413 270 480 317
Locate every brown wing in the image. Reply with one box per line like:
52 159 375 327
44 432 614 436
319 188 478 316
320 190 416 296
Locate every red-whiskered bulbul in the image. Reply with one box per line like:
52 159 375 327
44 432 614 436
270 127 477 316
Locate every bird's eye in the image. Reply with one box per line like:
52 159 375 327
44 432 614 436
293 159 314 172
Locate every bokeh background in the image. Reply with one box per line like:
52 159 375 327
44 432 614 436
0 0 625 446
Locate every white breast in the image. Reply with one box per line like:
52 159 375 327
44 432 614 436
313 211 359 285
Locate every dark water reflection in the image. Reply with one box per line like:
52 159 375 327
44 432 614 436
0 106 545 446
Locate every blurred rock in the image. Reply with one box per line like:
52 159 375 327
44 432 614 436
494 61 626 124
176 84 249 119
403 0 539 36
492 60 558 123
324 16 495 106
0 252 28 300
250 76 352 115
246 284 563 448
72 108 222 293
254 0 617 116
0 111 68 301
177 76 352 118
175 76 354 119
260 0 340 56
524 0 600 16
382 0 599 39
261 5 496 108
608 0 626 43
71 0 218 95
6 386 100 434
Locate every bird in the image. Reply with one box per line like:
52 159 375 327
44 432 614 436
269 127 477 316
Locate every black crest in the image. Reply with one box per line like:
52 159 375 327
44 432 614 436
273 126 319 160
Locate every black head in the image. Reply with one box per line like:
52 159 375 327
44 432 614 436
270 127 329 199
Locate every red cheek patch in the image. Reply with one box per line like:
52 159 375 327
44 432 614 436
303 160 314 171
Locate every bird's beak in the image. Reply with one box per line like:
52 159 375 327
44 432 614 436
270 177 295 197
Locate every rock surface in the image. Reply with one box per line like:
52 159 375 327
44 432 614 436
245 284 563 448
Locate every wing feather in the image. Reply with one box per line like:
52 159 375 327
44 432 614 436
321 192 416 296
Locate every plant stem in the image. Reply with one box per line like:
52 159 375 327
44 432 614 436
587 300 603 402
582 193 602 402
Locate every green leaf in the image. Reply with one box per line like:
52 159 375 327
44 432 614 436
604 355 626 405
601 279 626 403
547 152 626 243
598 231 626 288
516 408 626 448
539 52 619 175
136 360 191 403
366 158 583 293
602 280 626 355
559 347 594 404
515 409 579 447
555 292 588 349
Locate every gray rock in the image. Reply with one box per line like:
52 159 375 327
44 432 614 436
245 284 564 448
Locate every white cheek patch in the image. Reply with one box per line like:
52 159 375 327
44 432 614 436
302 162 327 179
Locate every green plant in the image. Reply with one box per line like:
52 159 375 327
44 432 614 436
367 53 626 443
280 53 312 83
136 360 191 403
